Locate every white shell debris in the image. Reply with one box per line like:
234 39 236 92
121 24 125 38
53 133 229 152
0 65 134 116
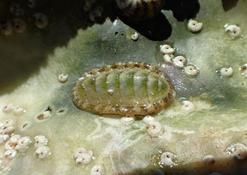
163 54 174 63
160 44 175 54
225 143 247 160
34 135 49 148
120 117 135 126
159 151 177 167
4 149 17 160
91 165 104 175
172 56 187 68
146 121 163 137
58 73 69 83
2 104 14 113
181 100 195 113
131 32 139 41
35 146 52 159
0 120 15 135
219 67 233 77
0 135 10 144
15 136 32 152
224 24 241 39
184 65 199 77
187 19 203 33
73 147 94 165
239 64 247 78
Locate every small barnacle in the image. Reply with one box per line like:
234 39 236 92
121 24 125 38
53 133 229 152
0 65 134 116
91 165 104 175
58 73 69 83
13 106 26 115
2 104 14 113
34 13 49 29
187 19 203 33
4 149 17 160
181 100 195 113
184 65 199 77
131 32 139 41
0 21 13 36
163 54 174 63
5 135 21 150
159 151 177 167
0 120 15 135
160 44 175 54
35 111 51 121
34 135 48 148
27 0 37 8
15 136 32 152
224 24 241 39
172 56 187 68
12 18 26 34
73 147 94 165
239 64 247 78
225 143 247 160
143 115 155 124
0 135 10 144
203 155 216 165
9 3 24 16
120 117 135 126
146 121 163 137
219 67 233 78
35 146 52 159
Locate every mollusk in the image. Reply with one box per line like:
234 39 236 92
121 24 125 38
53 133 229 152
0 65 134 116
72 62 173 117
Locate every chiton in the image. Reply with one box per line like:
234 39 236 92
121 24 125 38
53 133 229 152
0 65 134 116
72 62 173 117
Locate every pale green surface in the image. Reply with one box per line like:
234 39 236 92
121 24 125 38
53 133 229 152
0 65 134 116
0 0 246 174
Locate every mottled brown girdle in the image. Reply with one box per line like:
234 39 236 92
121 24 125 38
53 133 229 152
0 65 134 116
72 62 173 117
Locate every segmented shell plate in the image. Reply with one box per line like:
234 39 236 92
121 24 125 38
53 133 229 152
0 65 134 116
116 0 165 21
72 62 173 117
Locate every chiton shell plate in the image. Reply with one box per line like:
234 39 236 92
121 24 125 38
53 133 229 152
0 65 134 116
72 62 173 117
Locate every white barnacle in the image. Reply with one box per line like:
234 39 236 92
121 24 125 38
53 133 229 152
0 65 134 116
203 155 216 165
73 147 94 165
143 115 155 124
131 32 139 41
0 135 10 144
219 67 233 77
13 106 26 115
13 18 26 33
146 121 163 137
4 149 17 160
34 13 49 29
91 165 104 175
163 54 174 63
5 134 21 150
58 73 69 83
184 65 199 77
239 64 247 78
2 104 14 113
120 117 135 126
160 44 175 54
34 135 49 147
181 100 195 113
172 56 187 68
15 136 32 152
159 151 177 167
0 120 15 135
225 143 247 160
35 146 52 159
224 24 241 39
0 20 13 36
187 19 203 33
